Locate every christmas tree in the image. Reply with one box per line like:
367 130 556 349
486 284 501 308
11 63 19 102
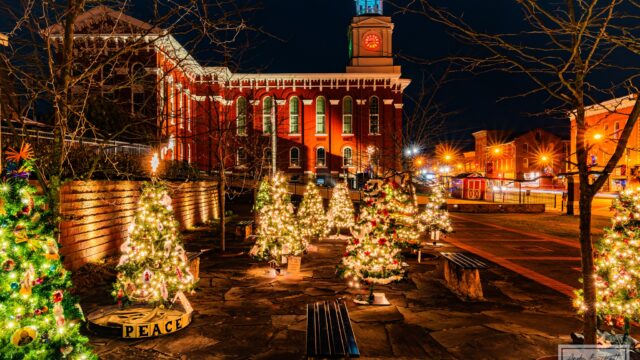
0 143 95 359
251 173 307 263
327 182 355 234
575 188 640 336
114 182 195 306
340 179 405 292
380 178 424 248
297 182 329 240
420 183 453 241
254 178 272 214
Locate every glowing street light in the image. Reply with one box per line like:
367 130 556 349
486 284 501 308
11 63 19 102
150 153 160 174
593 133 604 141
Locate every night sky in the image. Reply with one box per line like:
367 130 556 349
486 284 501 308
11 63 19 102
237 0 570 151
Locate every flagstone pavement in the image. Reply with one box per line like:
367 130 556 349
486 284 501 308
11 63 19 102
76 221 583 360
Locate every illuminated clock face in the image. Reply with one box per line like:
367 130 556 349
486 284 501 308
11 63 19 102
363 33 381 50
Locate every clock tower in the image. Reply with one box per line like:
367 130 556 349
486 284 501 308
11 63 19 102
347 0 401 74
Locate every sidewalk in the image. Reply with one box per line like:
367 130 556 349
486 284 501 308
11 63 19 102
76 224 582 359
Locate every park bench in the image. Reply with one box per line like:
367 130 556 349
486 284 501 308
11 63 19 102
186 250 209 281
306 300 360 359
438 252 488 300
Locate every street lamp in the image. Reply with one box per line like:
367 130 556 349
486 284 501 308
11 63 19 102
593 133 604 142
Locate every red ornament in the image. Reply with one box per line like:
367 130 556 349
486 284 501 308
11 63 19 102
34 309 42 316
371 220 377 227
353 239 360 245
615 316 625 328
605 314 613 326
393 260 398 265
52 290 63 303
364 251 371 256
378 238 387 246
343 252 349 257
35 278 43 285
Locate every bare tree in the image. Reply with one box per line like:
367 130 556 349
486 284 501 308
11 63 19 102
391 0 640 343
0 1 249 236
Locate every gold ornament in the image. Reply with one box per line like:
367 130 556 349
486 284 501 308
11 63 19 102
11 326 37 347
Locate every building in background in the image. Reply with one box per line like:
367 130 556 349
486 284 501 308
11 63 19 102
50 1 410 186
471 128 566 187
569 94 639 192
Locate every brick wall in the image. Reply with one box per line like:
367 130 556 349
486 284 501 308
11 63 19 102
58 181 219 270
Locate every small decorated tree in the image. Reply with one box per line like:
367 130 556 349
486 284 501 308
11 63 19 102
420 183 453 242
380 178 424 248
327 182 355 234
251 173 307 263
254 177 272 214
297 182 329 240
0 143 95 359
575 188 640 338
340 180 405 303
114 182 195 306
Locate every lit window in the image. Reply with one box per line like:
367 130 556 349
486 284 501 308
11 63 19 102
237 97 247 135
369 96 380 134
237 147 247 166
343 147 353 167
290 97 299 134
523 143 528 153
290 147 300 167
316 97 326 134
263 97 273 134
614 122 620 140
343 97 353 134
316 147 326 167
523 158 529 169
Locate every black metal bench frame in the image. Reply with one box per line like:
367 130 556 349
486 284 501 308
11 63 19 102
439 252 488 269
306 300 360 359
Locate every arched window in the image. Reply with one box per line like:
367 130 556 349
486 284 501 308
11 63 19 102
369 96 380 134
342 96 353 134
343 147 353 167
290 97 300 134
316 147 326 167
290 147 301 167
263 96 273 134
237 97 247 135
131 62 145 82
316 96 326 134
264 147 272 166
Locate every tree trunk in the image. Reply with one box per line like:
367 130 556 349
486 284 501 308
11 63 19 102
579 186 597 344
218 174 226 253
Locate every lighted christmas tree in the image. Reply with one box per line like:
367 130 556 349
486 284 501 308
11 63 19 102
381 178 424 248
0 143 95 359
254 178 272 214
327 182 355 234
575 188 640 337
340 179 405 299
251 173 307 263
114 182 195 306
297 182 329 240
420 183 452 242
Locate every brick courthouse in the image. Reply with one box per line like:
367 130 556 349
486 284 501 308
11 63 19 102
48 0 410 185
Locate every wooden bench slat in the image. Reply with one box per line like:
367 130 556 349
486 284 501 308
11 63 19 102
440 252 488 269
339 302 360 357
306 300 359 358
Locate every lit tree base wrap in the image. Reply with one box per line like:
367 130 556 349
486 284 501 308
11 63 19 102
0 143 96 359
87 292 192 339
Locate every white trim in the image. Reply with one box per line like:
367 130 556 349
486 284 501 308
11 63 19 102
571 94 638 119
383 99 394 105
276 100 286 106
315 134 328 137
250 100 260 105
356 99 366 105
342 134 355 137
329 99 340 106
288 133 301 137
303 99 313 106
394 103 404 109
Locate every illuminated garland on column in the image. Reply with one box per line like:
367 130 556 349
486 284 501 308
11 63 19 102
327 182 355 233
339 180 405 286
114 182 195 306
575 188 640 333
297 182 329 240
0 143 95 359
251 173 307 263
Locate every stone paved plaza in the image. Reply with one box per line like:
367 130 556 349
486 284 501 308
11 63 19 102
76 219 582 360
